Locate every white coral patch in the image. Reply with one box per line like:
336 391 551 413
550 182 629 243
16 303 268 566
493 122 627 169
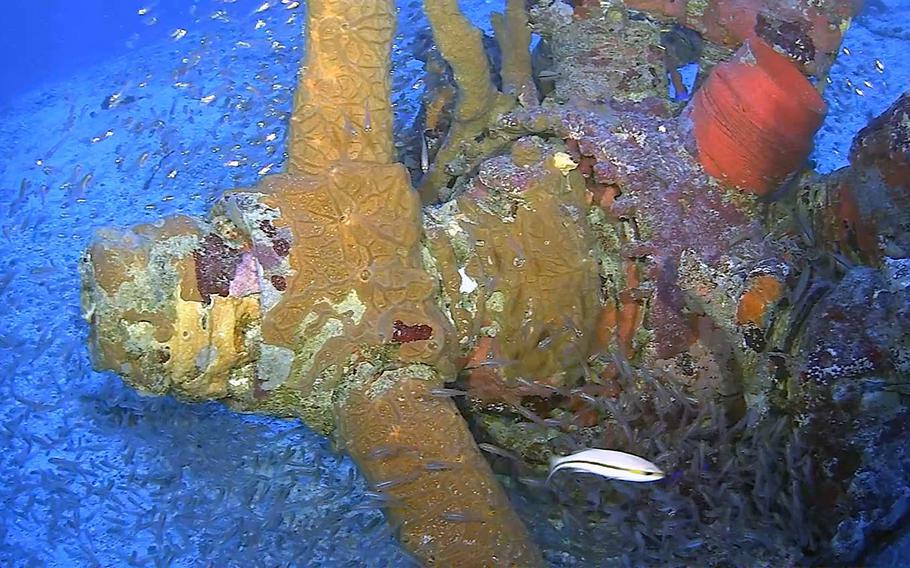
458 267 478 294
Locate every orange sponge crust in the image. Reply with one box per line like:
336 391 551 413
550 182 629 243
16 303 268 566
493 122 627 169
736 274 783 327
80 215 261 401
255 165 455 400
425 138 601 387
288 0 396 175
338 372 546 568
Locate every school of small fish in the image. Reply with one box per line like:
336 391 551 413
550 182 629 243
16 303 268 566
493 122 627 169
810 13 908 173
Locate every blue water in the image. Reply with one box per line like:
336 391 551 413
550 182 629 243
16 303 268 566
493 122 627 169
0 0 908 566
1 1 188 106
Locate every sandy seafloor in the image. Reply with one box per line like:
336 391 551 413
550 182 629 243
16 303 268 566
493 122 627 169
0 0 907 566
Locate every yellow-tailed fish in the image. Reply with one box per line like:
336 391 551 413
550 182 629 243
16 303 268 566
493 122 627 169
547 448 665 483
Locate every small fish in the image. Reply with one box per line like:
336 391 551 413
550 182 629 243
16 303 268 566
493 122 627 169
429 387 467 398
422 460 457 471
367 444 417 461
101 93 137 110
343 114 357 139
535 333 553 350
547 448 665 483
363 101 373 132
441 510 485 523
374 471 420 491
80 172 94 190
420 130 430 173
513 404 546 426
478 443 519 461
354 491 403 509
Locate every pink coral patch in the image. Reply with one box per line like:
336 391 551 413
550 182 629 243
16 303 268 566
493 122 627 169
229 252 261 297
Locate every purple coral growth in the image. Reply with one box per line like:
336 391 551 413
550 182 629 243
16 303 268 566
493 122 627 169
229 252 261 297
194 234 244 302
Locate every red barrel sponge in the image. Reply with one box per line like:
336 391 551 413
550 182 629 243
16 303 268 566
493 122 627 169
688 38 826 196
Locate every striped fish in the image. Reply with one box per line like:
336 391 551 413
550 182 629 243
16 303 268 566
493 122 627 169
547 448 665 483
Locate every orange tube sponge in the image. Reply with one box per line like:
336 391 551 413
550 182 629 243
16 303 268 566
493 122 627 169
337 371 545 568
422 0 500 126
418 0 518 201
288 0 397 174
687 38 826 196
491 0 539 107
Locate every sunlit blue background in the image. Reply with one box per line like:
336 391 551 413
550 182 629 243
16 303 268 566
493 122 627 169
1 1 185 105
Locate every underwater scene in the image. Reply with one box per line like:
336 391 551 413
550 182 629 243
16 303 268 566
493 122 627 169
1 0 909 566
